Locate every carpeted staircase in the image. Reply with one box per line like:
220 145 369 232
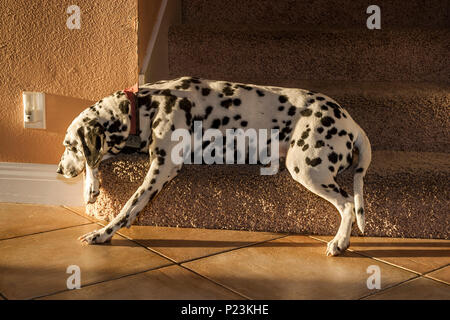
87 0 449 239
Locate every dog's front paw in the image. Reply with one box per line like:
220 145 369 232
326 236 350 256
78 228 111 245
84 187 100 204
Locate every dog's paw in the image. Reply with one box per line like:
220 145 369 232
326 236 350 256
84 188 100 204
78 229 111 245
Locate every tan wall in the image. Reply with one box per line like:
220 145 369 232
0 0 138 164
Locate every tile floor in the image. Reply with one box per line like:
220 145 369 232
0 202 448 300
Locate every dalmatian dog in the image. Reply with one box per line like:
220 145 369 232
57 76 371 256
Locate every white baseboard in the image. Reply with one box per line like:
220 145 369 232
0 162 84 206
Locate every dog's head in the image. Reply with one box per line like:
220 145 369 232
57 120 105 178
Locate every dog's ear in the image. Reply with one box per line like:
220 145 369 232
77 124 105 168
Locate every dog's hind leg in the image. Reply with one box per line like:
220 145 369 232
286 156 354 256
78 154 181 245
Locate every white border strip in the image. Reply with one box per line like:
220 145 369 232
140 0 168 76
0 162 83 206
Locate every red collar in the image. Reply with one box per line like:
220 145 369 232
123 85 138 135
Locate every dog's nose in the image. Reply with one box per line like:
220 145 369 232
56 165 63 174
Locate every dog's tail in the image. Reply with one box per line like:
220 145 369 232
353 125 372 234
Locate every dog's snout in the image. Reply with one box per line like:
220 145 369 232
56 165 63 174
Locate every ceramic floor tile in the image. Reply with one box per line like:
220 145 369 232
314 236 450 275
63 206 106 224
0 203 91 240
40 265 243 300
0 224 173 299
118 225 285 263
425 266 450 285
364 277 450 300
183 235 416 300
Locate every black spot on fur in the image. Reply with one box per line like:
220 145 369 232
205 106 213 116
256 90 265 97
315 112 322 118
340 189 349 198
222 116 230 125
300 109 312 116
288 106 296 116
211 119 221 129
325 127 338 139
152 118 161 129
202 88 211 96
333 108 341 119
234 114 241 121
306 157 322 167
328 152 338 163
302 144 309 151
221 99 233 108
356 167 364 173
321 116 335 127
278 106 284 111
279 95 288 103
315 140 325 148
317 127 324 134
294 167 299 173
223 86 234 96
241 121 248 127
119 100 130 114
233 98 241 106
297 139 305 147
237 84 253 91
179 98 193 126
326 101 340 109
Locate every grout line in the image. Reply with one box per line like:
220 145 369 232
358 274 421 300
62 206 105 224
0 222 95 242
114 231 179 264
116 227 289 265
421 264 450 286
307 235 442 277
178 264 252 300
111 230 289 300
32 262 175 300
174 234 291 265
63 206 290 265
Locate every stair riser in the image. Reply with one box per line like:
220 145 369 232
86 154 450 239
169 28 449 82
182 0 450 28
330 94 450 153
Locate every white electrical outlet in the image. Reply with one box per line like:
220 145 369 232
23 92 46 129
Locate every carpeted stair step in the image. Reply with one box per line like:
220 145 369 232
86 151 449 239
168 25 449 82
182 0 450 28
